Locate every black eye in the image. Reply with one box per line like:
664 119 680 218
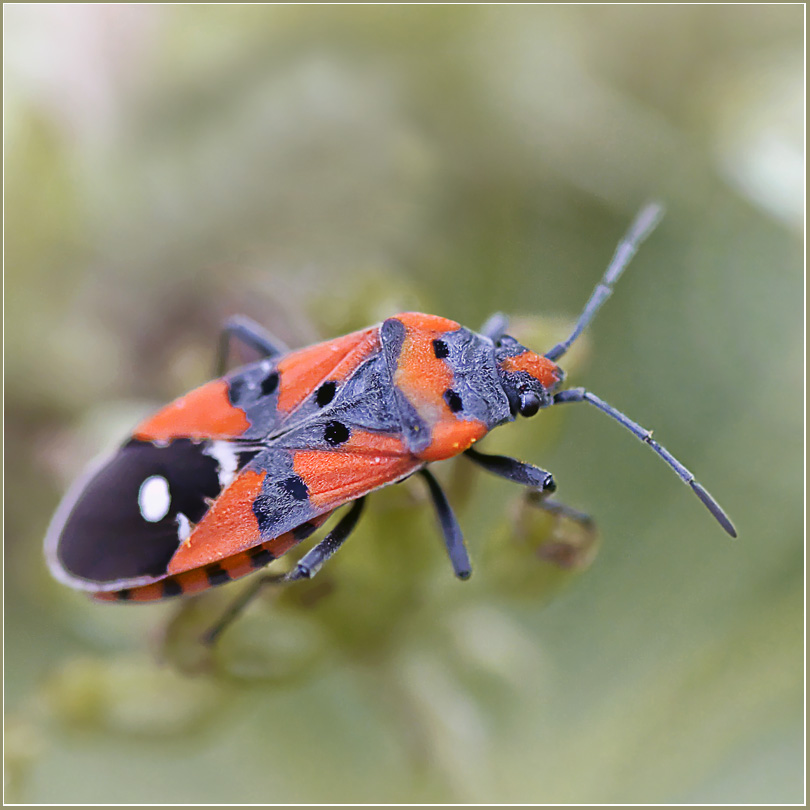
519 391 541 417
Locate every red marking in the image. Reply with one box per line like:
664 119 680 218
93 591 120 602
265 521 318 559
501 351 561 390
417 419 488 462
341 430 409 456
326 329 380 387
294 430 416 510
93 567 210 602
395 312 460 332
134 379 250 442
394 317 458 426
389 314 489 461
167 469 266 574
277 328 378 414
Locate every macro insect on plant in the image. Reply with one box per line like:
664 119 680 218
45 204 736 643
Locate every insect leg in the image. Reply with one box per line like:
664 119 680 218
201 572 286 646
216 314 290 375
202 499 366 645
465 446 556 491
552 387 737 537
480 312 510 342
285 498 366 581
544 203 665 362
419 468 472 580
524 489 595 529
465 446 593 533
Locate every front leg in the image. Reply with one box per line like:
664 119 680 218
465 446 556 491
465 445 593 531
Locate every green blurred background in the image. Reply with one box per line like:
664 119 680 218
4 5 803 804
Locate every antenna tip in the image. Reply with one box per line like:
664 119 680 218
632 202 667 241
690 481 737 538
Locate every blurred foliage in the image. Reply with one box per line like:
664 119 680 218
4 5 803 804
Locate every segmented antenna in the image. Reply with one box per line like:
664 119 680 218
553 388 737 537
545 202 665 362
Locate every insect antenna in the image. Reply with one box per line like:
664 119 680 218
544 202 665 362
552 388 736 537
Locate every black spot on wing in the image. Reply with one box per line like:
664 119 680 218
432 339 449 359
324 420 350 446
227 377 247 406
162 578 183 598
281 475 309 501
292 521 318 540
205 564 231 587
261 371 279 397
315 381 337 407
248 547 275 569
54 439 222 584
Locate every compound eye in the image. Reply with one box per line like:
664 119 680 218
519 391 542 417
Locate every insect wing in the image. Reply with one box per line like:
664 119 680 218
44 437 259 591
45 325 384 588
166 427 420 576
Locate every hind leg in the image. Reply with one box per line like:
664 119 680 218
201 499 366 645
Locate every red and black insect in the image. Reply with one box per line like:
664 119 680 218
45 204 736 640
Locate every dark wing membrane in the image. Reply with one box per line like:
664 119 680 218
45 438 257 590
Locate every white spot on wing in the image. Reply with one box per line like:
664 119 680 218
205 441 239 488
138 476 171 522
176 512 192 542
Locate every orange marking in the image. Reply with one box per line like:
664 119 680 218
395 312 460 332
294 430 416 510
342 429 409 456
394 320 457 426
167 469 266 574
501 351 561 390
93 514 335 603
263 532 300 560
177 568 216 596
391 314 491 461
217 554 259 583
417 419 488 462
277 328 378 414
134 379 250 441
127 583 161 602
